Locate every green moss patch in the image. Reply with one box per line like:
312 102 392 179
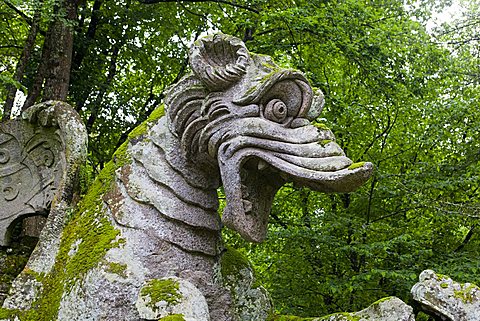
268 315 316 321
105 262 128 278
313 123 330 130
319 139 333 146
141 278 182 311
128 105 165 140
158 314 186 321
454 283 479 303
347 162 366 170
220 246 251 280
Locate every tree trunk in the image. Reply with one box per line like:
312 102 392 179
22 0 80 110
42 0 79 102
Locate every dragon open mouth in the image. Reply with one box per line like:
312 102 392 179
218 133 373 242
171 33 374 242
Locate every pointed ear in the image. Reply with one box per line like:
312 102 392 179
189 34 250 90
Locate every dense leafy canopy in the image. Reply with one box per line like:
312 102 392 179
1 0 479 318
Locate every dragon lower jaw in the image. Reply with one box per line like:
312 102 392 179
218 144 373 242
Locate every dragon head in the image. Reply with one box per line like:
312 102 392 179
166 34 372 242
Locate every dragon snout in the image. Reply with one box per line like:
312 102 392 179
215 119 372 242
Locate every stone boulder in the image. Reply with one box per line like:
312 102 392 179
319 297 414 321
412 269 480 321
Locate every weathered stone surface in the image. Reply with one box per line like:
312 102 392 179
1 34 371 320
353 296 414 321
271 297 414 321
412 269 480 321
185 34 373 242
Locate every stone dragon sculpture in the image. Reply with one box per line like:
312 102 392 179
1 34 372 321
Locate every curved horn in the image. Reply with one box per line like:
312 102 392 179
189 34 249 90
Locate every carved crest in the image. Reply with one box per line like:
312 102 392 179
0 121 62 245
0 101 87 247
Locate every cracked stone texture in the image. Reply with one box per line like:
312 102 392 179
412 269 480 321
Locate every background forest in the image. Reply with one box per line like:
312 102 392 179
0 0 479 318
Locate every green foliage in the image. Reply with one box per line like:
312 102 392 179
221 0 480 316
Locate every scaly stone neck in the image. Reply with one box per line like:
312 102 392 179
113 116 233 320
115 116 222 260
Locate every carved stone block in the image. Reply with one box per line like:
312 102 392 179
0 119 62 246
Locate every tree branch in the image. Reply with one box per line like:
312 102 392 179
454 224 476 253
138 0 259 14
3 0 46 36
0 45 23 49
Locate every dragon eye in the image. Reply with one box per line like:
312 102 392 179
264 99 288 123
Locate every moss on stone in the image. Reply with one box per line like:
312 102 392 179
105 262 128 278
319 139 332 146
348 162 366 170
16 143 130 320
141 279 182 311
454 283 479 303
434 272 449 281
317 312 360 321
128 105 165 140
158 314 186 321
220 246 251 280
313 123 330 130
370 296 393 305
0 308 16 319
267 315 316 321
